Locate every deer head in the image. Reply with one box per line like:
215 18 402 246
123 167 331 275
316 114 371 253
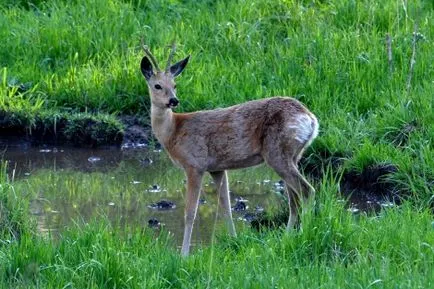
140 43 190 109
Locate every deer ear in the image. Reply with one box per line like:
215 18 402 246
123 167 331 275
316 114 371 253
141 56 154 80
170 55 190 77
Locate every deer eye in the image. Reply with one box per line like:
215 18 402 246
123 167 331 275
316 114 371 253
174 85 177 89
154 84 162 90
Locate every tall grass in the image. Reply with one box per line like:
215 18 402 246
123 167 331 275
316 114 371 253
1 0 433 179
1 0 432 113
0 163 32 242
1 166 433 288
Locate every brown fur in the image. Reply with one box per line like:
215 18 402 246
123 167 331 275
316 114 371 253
140 52 319 256
165 97 311 172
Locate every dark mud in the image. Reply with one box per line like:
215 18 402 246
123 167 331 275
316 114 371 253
119 115 153 149
300 148 348 180
148 218 161 228
148 200 177 210
341 163 401 211
300 148 401 209
253 151 403 230
0 112 152 148
232 199 248 212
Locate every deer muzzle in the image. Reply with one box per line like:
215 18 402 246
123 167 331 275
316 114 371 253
168 97 179 108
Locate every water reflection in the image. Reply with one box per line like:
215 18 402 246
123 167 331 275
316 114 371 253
1 145 281 247
2 143 396 247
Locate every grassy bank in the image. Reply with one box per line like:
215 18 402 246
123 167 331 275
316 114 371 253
1 69 124 146
1 164 434 288
0 0 433 201
1 0 433 150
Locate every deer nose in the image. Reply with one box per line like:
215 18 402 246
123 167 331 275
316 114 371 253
168 97 179 107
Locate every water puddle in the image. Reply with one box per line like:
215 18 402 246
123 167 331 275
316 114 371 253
1 143 399 246
1 144 281 247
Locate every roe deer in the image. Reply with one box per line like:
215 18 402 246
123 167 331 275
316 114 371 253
140 44 319 256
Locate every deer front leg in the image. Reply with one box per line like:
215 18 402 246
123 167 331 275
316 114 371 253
210 171 237 237
181 168 204 256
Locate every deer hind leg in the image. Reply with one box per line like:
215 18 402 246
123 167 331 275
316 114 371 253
210 170 237 237
263 146 315 231
283 163 315 230
275 165 312 230
181 168 204 257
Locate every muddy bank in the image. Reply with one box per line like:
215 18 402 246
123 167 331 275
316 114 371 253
253 150 404 230
118 115 153 149
0 111 151 148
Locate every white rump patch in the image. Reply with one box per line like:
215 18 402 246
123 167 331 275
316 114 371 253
288 114 318 143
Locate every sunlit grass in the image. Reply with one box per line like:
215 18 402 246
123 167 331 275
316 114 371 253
1 164 433 288
1 0 432 181
1 0 433 287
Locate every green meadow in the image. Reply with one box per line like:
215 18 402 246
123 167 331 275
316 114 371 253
1 163 434 288
0 0 433 288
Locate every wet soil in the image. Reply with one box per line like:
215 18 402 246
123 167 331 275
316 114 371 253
340 163 401 211
300 148 401 210
300 148 348 180
253 150 404 230
0 113 151 148
119 115 153 149
148 200 177 210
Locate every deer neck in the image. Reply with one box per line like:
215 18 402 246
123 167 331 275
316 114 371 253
150 105 175 145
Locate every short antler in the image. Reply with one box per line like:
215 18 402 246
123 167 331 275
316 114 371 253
141 38 161 72
165 42 177 72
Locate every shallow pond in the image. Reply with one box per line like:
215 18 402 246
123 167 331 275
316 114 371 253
1 144 284 248
1 142 396 248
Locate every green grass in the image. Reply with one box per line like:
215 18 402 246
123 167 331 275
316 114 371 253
0 164 33 242
1 0 433 287
1 165 433 288
0 0 433 173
